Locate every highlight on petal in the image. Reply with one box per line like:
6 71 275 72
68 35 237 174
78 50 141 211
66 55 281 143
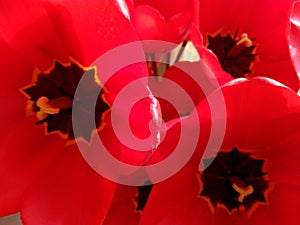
289 1 300 89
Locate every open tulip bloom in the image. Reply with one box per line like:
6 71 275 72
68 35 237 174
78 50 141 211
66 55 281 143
0 1 300 225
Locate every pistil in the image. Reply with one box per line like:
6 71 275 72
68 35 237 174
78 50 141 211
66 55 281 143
200 148 269 213
230 176 254 203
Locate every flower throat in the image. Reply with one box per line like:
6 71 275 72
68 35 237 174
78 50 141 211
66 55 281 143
206 30 257 78
22 60 110 141
200 148 269 214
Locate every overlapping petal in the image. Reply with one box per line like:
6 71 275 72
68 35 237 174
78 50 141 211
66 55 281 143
126 0 198 52
102 185 141 225
148 24 232 122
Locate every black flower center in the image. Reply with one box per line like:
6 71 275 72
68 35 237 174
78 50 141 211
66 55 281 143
23 60 110 141
200 148 269 213
206 31 257 78
136 184 153 211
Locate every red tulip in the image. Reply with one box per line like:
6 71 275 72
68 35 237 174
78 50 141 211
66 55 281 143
198 0 300 91
0 0 160 224
139 78 300 225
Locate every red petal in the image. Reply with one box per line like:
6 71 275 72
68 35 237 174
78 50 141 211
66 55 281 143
149 60 230 121
21 145 116 225
45 0 140 66
211 207 249 225
254 132 300 186
196 77 300 150
133 0 193 21
0 38 34 131
249 183 300 225
251 58 299 92
133 5 164 40
131 0 195 50
0 116 66 216
0 0 69 70
140 167 212 225
103 185 140 225
103 63 149 102
99 97 160 166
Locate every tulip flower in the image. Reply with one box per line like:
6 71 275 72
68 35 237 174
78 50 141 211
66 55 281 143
198 0 300 91
139 78 300 225
0 0 159 224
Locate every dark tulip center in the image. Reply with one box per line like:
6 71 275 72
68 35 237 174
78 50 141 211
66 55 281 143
206 31 257 78
200 148 269 214
22 60 110 141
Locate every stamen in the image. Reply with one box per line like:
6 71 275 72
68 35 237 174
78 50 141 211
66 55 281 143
36 96 73 119
230 176 254 203
236 33 252 47
227 33 252 58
